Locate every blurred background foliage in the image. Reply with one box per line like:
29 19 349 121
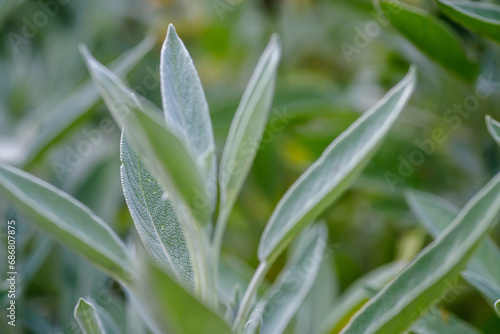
1 0 500 332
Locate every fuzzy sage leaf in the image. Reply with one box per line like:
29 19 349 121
74 298 105 334
0 163 134 285
258 66 416 262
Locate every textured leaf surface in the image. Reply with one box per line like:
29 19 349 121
74 298 105 334
0 163 133 285
406 190 500 305
341 173 500 334
140 258 231 334
258 67 416 262
81 46 210 226
437 0 500 44
161 24 216 211
121 133 193 288
248 225 327 334
486 115 500 145
219 35 281 216
381 1 478 81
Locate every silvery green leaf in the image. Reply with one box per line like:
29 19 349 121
248 224 328 334
495 299 500 317
74 298 105 334
406 189 500 306
80 45 211 227
436 0 500 44
486 115 500 145
321 262 405 333
161 24 216 211
258 67 416 262
121 133 193 288
0 163 133 285
218 35 281 220
340 172 500 334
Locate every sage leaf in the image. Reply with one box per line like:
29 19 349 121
258 66 416 262
406 189 500 305
0 163 134 285
219 35 281 219
161 24 217 211
410 308 481 334
120 133 193 288
74 298 105 334
340 172 500 334
380 1 478 81
248 224 328 334
436 0 500 44
80 46 211 226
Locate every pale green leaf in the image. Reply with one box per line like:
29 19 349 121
120 133 193 288
486 115 500 146
22 35 155 167
380 1 478 81
258 67 416 262
74 298 105 334
495 299 500 317
219 35 281 219
340 172 500 334
406 189 500 306
248 224 328 334
0 163 133 285
436 0 500 44
139 257 231 334
321 262 405 333
80 45 211 226
161 25 216 212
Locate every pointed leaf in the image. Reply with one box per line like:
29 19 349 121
495 299 500 317
0 163 133 285
258 67 416 262
380 1 478 81
436 0 500 44
248 224 328 334
219 35 281 216
406 189 500 305
120 133 193 288
75 298 106 334
139 257 231 334
340 172 500 334
74 298 105 334
486 115 500 146
80 46 211 226
161 25 216 210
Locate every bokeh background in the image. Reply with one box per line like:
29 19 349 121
1 0 500 332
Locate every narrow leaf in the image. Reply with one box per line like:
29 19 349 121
74 298 105 334
161 24 216 212
74 298 107 334
406 189 500 305
80 46 211 226
340 172 500 334
436 0 500 44
380 1 478 81
0 163 133 285
219 35 281 218
495 299 500 317
248 224 328 334
258 67 416 262
120 133 193 288
139 257 231 334
410 308 481 334
486 115 500 145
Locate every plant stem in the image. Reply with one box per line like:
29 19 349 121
232 260 270 332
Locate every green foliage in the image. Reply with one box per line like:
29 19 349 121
74 298 105 334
